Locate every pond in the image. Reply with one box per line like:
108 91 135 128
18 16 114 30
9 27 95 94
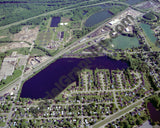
20 56 129 99
84 9 113 27
84 0 144 27
109 35 140 49
147 102 160 122
50 17 61 27
140 23 157 44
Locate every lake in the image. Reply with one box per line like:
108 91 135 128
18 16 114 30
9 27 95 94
147 102 160 122
109 35 140 49
20 56 129 99
84 9 113 27
140 23 157 44
50 17 61 27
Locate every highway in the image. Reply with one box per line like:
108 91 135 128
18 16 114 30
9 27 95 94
0 1 153 127
0 0 129 31
0 4 148 95
92 100 142 128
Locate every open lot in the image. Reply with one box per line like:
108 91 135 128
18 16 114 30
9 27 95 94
0 42 30 53
12 26 39 44
135 1 160 13
0 36 7 39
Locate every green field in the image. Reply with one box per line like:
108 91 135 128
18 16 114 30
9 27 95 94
31 48 47 56
109 35 140 50
0 122 5 127
0 69 22 90
0 29 11 42
2 47 30 55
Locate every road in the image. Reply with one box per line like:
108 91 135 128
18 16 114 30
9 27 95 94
0 0 131 94
1 68 143 127
0 0 129 31
4 42 35 128
90 72 143 128
0 1 155 127
0 0 131 95
92 100 142 128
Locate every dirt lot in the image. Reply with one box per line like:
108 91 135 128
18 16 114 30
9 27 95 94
135 1 160 13
12 26 39 44
61 17 70 23
0 36 7 39
0 42 30 52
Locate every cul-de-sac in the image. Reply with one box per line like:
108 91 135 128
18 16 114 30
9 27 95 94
0 0 160 128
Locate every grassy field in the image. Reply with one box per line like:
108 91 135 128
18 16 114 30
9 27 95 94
0 29 10 37
0 69 22 90
142 30 160 51
139 23 160 51
0 122 5 127
31 48 47 56
143 73 152 90
0 29 11 42
3 47 30 55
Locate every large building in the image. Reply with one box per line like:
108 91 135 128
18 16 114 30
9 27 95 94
0 56 17 82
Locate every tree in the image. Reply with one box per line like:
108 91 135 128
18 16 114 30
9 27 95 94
136 118 143 125
21 119 28 128
9 25 22 34
141 116 147 121
143 12 156 21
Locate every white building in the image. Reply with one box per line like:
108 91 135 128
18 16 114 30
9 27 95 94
109 19 120 25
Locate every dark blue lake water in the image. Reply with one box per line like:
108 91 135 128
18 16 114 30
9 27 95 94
147 102 160 122
50 17 61 27
20 56 129 99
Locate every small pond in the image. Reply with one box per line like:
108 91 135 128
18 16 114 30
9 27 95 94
50 17 61 27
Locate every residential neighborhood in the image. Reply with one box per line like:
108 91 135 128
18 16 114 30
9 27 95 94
0 0 160 128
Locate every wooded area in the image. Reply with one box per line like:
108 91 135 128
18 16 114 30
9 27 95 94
0 0 108 27
0 0 113 35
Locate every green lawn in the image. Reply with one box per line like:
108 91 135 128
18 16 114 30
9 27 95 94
3 47 30 55
0 28 11 42
31 48 47 56
142 30 160 51
0 122 5 127
0 69 22 90
143 73 152 90
140 23 160 51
